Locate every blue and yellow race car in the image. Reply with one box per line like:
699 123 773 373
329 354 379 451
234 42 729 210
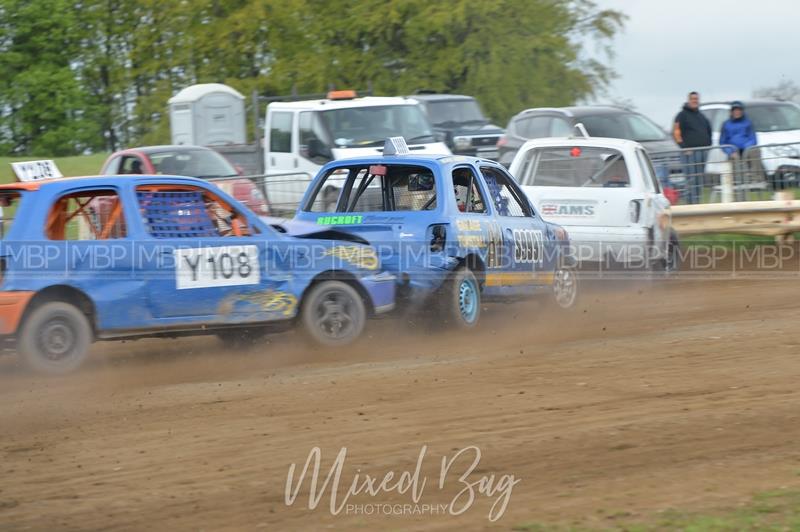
0 175 394 373
294 138 578 328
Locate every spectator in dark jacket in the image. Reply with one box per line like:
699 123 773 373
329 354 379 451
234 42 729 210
720 101 763 198
673 92 712 204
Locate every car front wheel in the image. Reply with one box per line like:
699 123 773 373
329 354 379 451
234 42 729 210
17 302 92 374
301 281 366 347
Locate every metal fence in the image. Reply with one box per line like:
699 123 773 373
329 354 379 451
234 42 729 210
209 172 313 217
650 142 800 204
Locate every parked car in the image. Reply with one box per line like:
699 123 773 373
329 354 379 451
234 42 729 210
0 174 395 373
100 145 269 215
294 138 579 329
409 93 504 160
497 106 679 170
700 100 800 187
263 91 450 214
509 136 678 271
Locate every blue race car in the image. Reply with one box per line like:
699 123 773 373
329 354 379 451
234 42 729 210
0 175 394 373
294 138 578 328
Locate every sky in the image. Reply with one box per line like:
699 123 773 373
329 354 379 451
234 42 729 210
591 0 800 128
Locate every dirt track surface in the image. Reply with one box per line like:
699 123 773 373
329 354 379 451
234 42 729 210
2 278 800 530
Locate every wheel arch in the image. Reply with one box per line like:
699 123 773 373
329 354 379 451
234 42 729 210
302 270 375 316
457 253 486 288
21 285 97 333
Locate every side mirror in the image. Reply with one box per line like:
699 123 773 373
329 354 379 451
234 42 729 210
307 138 333 163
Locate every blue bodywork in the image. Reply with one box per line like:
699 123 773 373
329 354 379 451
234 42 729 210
0 175 394 338
294 154 574 302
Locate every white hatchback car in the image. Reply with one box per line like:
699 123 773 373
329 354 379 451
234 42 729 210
509 136 678 270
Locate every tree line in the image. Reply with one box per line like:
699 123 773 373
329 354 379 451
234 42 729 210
0 0 624 156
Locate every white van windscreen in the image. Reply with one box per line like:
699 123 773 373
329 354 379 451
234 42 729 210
319 106 435 148
519 147 630 188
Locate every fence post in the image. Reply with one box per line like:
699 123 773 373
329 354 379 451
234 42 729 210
251 89 264 175
720 159 734 203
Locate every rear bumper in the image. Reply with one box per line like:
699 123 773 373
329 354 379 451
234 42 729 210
562 225 651 263
360 272 397 315
0 291 34 334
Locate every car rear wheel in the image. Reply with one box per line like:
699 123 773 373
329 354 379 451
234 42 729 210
653 230 680 275
440 266 481 328
17 302 92 374
301 281 366 347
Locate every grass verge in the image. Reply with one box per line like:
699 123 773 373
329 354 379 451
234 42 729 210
0 153 109 184
512 488 800 531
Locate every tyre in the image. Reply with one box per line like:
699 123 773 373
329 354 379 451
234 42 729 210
439 266 481 329
217 327 269 349
17 302 92 374
653 230 680 275
664 230 681 274
552 265 579 309
301 281 366 347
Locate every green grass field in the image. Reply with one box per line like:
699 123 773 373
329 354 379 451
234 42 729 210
513 488 800 531
0 153 109 184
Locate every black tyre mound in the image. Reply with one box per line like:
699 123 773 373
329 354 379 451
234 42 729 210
17 302 92 374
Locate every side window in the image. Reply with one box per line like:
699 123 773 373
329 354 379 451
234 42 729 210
120 156 144 174
308 169 350 213
46 190 127 240
102 156 121 174
523 117 552 139
269 112 293 153
550 118 572 137
480 167 531 217
452 167 487 214
636 149 660 192
511 117 529 137
136 185 252 238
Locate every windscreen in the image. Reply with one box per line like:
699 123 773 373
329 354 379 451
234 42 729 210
319 105 435 148
748 104 800 132
149 149 238 179
518 146 630 188
425 99 486 126
581 113 666 142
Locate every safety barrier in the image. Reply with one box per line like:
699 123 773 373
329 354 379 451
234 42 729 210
650 142 800 205
671 195 800 238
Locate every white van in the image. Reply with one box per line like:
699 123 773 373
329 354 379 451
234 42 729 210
263 91 450 213
509 136 678 271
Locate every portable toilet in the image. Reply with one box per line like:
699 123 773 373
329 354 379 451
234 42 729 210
168 83 246 146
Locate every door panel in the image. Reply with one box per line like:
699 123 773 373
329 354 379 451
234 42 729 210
480 166 551 289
